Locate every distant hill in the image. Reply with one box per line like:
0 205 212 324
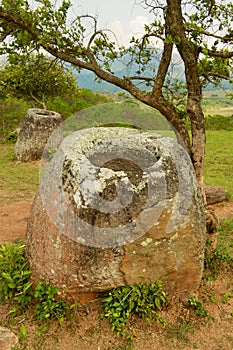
77 71 121 93
75 53 232 93
73 50 184 93
77 71 232 93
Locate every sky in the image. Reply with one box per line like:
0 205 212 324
70 0 153 45
28 0 156 46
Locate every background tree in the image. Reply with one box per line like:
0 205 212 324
0 0 232 197
0 52 110 140
0 53 79 109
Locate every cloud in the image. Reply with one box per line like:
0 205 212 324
129 16 149 36
109 16 150 46
109 20 125 45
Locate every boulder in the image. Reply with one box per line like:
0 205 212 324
25 127 206 302
14 108 62 161
0 327 18 350
204 185 227 205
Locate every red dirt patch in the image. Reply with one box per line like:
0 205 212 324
0 200 33 244
212 201 233 220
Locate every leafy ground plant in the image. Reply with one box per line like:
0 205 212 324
102 280 168 345
34 280 69 321
0 242 73 322
0 242 32 315
187 297 213 319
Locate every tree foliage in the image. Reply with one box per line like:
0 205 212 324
0 53 79 108
0 0 232 189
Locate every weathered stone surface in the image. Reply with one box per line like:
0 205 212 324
26 127 206 302
204 185 227 205
0 327 18 350
14 108 62 161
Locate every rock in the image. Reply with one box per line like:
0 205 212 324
0 326 18 350
204 186 227 205
25 127 206 302
14 108 62 161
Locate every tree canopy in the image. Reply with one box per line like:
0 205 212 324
0 0 232 191
0 53 79 108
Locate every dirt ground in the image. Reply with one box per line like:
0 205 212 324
0 200 233 350
0 200 33 244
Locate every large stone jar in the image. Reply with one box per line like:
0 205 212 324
26 127 206 302
15 108 62 161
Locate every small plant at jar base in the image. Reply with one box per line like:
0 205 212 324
188 297 213 320
0 242 77 322
166 317 194 344
34 280 69 321
18 324 28 344
102 280 168 346
0 242 32 314
221 291 232 304
204 219 233 281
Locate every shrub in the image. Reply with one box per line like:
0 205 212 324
205 114 233 130
0 242 71 320
0 242 32 312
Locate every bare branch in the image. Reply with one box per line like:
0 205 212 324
141 0 165 12
124 76 155 82
152 43 173 95
29 91 47 110
140 31 165 43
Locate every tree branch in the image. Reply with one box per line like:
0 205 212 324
0 11 39 40
151 43 173 96
197 29 233 42
201 48 233 58
29 91 47 110
202 72 232 81
125 76 155 82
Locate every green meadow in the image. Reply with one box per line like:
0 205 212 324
0 145 39 203
204 130 233 195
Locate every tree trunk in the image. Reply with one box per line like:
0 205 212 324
166 0 206 201
190 110 206 203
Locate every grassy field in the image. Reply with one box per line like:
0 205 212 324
202 89 233 117
204 130 233 195
0 145 39 203
0 129 232 203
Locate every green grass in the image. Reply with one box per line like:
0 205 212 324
0 144 39 203
217 219 233 258
204 130 233 195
